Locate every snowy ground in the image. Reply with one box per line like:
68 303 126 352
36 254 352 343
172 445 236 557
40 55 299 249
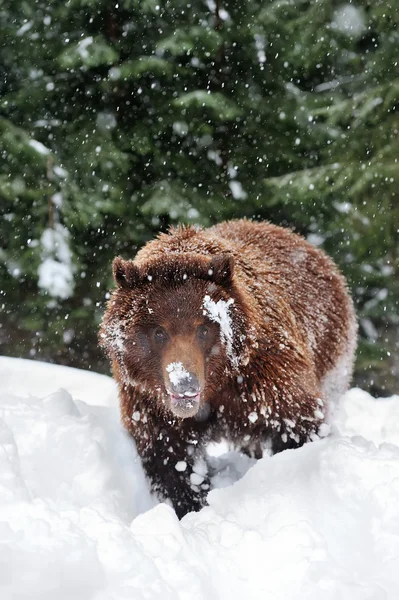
1 356 399 599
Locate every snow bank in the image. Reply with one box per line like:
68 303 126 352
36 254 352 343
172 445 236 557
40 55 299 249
0 356 117 406
0 356 398 599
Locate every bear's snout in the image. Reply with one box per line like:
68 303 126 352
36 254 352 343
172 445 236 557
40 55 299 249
169 371 200 397
165 362 202 418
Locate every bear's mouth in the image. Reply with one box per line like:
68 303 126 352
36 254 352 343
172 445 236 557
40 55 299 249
168 392 201 418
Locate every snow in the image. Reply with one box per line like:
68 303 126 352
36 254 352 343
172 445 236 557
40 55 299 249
41 225 71 263
307 233 325 246
166 361 191 387
203 294 237 366
51 192 63 207
175 461 187 472
38 258 74 300
16 21 33 37
53 165 68 179
228 180 248 200
38 225 75 299
331 4 366 37
96 112 117 132
1 355 399 599
100 320 126 356
334 200 352 214
29 139 50 155
0 357 117 405
361 317 378 341
254 33 266 66
77 36 93 59
172 121 189 136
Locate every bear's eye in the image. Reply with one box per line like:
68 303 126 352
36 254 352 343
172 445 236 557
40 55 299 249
154 327 168 342
197 325 210 340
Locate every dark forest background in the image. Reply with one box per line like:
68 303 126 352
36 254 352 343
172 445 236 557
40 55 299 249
0 0 398 394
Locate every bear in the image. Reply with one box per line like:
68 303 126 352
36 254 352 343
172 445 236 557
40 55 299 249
99 219 357 518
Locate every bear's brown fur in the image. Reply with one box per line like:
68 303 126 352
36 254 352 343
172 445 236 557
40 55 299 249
99 219 357 518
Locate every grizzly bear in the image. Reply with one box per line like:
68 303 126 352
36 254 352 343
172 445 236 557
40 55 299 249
99 219 357 518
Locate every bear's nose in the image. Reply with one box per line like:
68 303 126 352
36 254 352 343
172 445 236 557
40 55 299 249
170 372 200 397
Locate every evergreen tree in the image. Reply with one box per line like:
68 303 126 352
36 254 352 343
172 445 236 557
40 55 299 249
0 0 397 392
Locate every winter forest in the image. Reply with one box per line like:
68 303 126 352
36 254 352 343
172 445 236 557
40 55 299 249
1 0 398 393
1 1 399 599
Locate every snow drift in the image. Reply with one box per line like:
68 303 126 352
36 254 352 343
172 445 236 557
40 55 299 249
0 356 398 599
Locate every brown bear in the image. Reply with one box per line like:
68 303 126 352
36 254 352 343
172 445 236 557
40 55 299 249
99 219 357 518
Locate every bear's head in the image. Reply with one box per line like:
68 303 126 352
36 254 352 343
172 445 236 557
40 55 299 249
99 252 249 418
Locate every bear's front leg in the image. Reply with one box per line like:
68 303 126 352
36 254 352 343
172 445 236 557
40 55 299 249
141 433 209 519
124 398 211 518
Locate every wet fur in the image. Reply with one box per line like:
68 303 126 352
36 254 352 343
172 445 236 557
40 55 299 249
100 219 357 518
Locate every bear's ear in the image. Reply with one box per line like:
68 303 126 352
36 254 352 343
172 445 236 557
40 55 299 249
112 256 140 289
209 253 234 286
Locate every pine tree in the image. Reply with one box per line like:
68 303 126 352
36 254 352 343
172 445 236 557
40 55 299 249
257 0 399 392
0 0 397 391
